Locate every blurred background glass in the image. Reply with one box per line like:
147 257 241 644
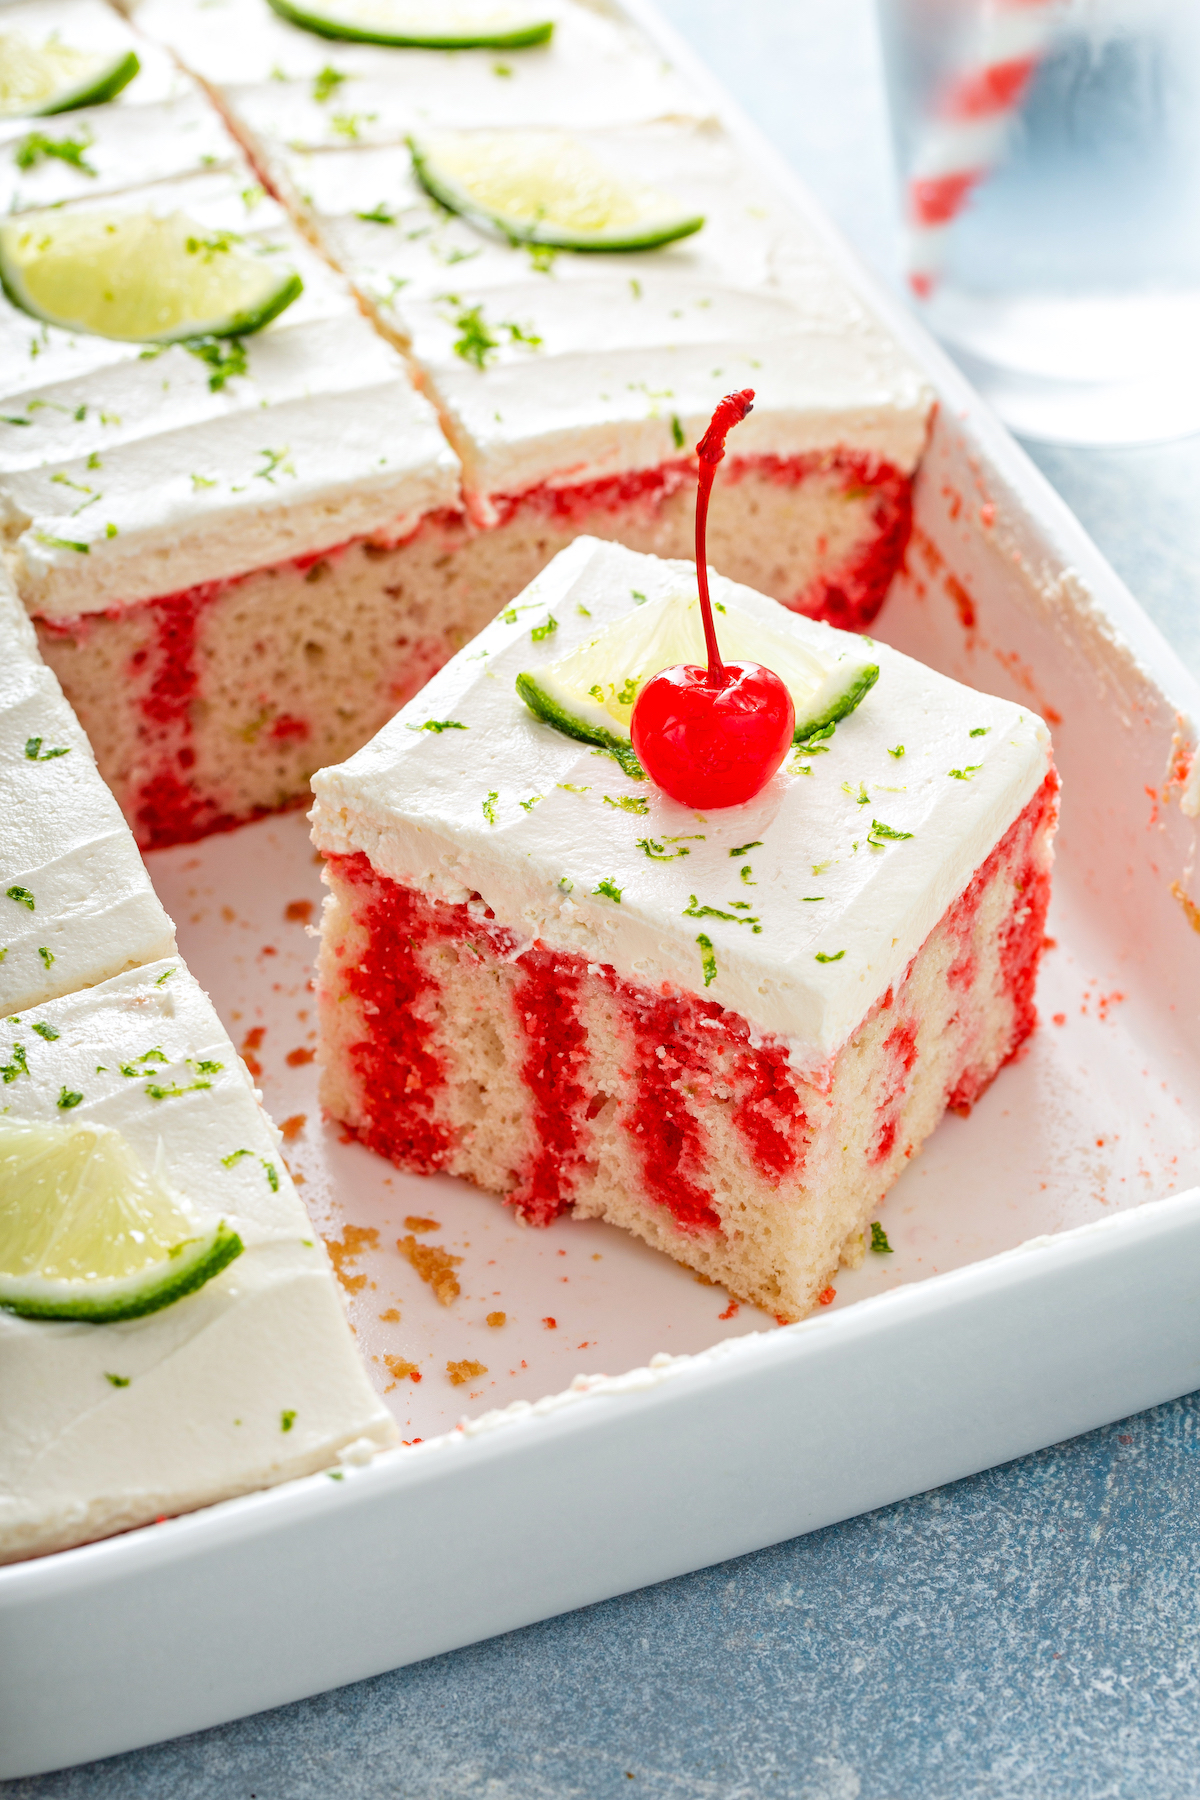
875 0 1200 443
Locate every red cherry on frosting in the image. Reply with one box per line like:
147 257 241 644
631 660 795 808
630 387 795 809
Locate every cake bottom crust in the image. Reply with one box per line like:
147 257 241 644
34 452 911 849
316 772 1058 1321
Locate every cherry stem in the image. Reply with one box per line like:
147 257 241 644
694 388 755 688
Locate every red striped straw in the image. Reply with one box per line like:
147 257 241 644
906 0 1062 298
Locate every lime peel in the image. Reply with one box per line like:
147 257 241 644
0 208 303 344
0 36 140 120
0 1118 243 1323
265 0 554 49
410 129 705 253
516 589 878 760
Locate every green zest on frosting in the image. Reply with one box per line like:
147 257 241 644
868 818 913 848
636 836 698 860
696 934 717 987
683 897 762 934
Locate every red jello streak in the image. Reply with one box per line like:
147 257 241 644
327 853 506 1173
510 948 591 1225
107 513 464 848
722 450 915 631
599 966 727 1235
328 856 811 1229
870 1018 919 1166
493 452 914 634
487 461 693 530
944 770 1059 1113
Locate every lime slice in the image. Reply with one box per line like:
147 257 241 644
0 208 303 343
0 32 140 119
411 129 705 252
266 0 554 49
516 589 878 759
0 1117 242 1322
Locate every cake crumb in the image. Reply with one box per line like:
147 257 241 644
404 1215 440 1233
398 1234 461 1305
384 1355 421 1387
447 1359 487 1386
286 900 315 923
542 1316 557 1329
280 1113 307 1141
486 1311 506 1327
379 1307 401 1323
817 1287 837 1306
324 1224 380 1294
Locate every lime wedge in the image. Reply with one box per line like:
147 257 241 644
0 208 303 343
0 32 140 119
0 1117 242 1322
411 129 705 252
266 0 554 49
516 589 878 758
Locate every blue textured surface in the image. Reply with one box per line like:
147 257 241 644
10 1398 1200 1798
9 3 1200 1792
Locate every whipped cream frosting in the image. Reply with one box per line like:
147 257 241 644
311 538 1052 1071
269 117 932 516
0 568 175 1015
0 90 242 216
0 957 397 1564
0 172 460 616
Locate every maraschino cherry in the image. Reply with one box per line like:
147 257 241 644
630 389 795 809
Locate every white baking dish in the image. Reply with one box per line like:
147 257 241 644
3 0 1200 1778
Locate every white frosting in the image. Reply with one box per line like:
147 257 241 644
0 568 176 1015
0 90 242 216
311 538 1052 1071
0 173 460 616
271 120 933 515
0 958 397 1564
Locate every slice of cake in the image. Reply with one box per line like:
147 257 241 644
0 955 397 1564
310 537 1058 1321
0 566 175 1017
0 160 464 850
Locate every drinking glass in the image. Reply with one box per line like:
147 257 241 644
875 0 1200 443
